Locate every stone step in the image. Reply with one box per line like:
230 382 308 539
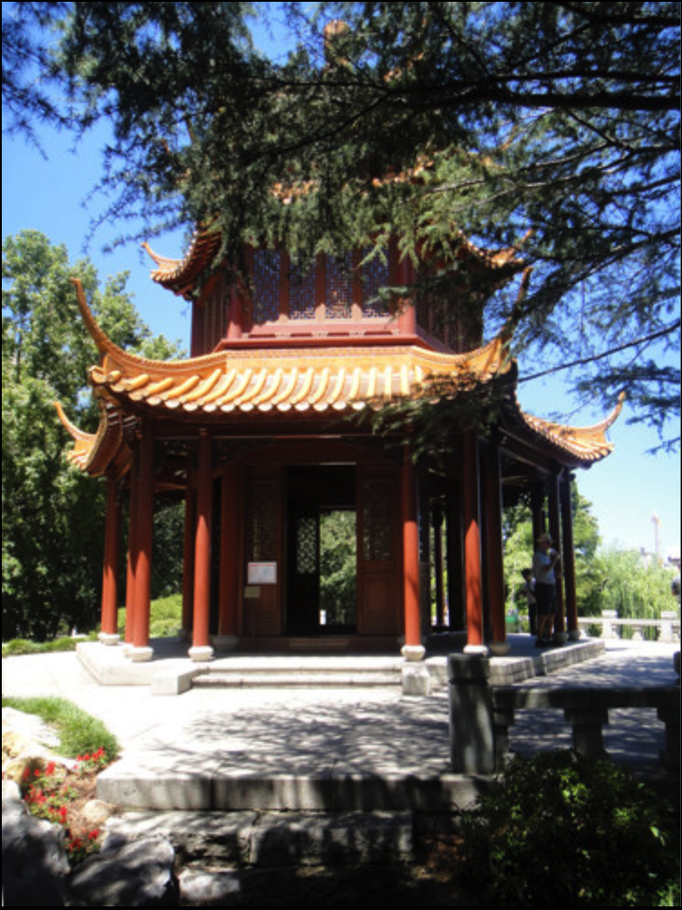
97 765 485 814
191 669 402 688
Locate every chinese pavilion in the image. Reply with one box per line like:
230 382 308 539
57 229 622 667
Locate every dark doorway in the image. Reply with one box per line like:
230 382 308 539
286 466 357 634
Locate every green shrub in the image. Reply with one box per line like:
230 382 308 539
459 750 680 906
116 592 183 638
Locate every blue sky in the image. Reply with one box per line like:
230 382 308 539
2 19 679 562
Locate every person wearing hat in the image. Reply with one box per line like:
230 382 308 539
532 533 560 646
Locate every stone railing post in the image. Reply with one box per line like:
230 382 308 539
659 611 678 643
630 621 645 642
601 610 619 639
448 655 495 774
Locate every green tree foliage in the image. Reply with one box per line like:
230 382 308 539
2 2 679 443
595 547 676 623
504 482 677 624
504 483 602 617
319 510 357 626
2 230 181 640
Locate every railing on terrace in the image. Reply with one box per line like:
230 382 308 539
448 654 680 775
577 610 680 642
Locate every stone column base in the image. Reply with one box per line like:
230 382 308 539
211 635 239 653
128 646 154 662
401 644 426 662
98 632 121 647
189 645 214 662
488 641 510 656
464 643 489 656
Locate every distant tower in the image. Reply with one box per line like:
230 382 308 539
652 511 662 563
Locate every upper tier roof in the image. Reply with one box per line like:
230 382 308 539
142 227 528 303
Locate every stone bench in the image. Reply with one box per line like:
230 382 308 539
448 654 680 774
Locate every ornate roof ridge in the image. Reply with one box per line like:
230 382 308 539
511 392 625 464
142 230 223 300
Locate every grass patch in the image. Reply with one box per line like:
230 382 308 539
2 633 99 657
2 696 119 762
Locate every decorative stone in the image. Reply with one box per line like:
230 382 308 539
2 779 70 907
179 869 242 905
80 799 117 828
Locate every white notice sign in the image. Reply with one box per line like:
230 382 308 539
247 562 277 584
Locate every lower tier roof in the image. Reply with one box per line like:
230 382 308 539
56 280 623 475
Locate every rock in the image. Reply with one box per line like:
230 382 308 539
66 835 178 907
2 707 61 749
178 869 242 906
2 779 70 907
2 708 75 784
80 798 117 828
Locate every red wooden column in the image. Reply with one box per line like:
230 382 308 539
462 430 486 653
182 481 196 639
99 475 121 645
485 441 508 654
548 468 566 639
218 462 240 648
131 423 154 661
190 428 214 661
401 448 424 660
560 469 579 639
124 459 137 646
530 480 546 543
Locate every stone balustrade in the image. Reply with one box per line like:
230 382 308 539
577 610 680 642
448 654 680 775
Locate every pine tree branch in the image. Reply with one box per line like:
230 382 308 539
518 320 681 383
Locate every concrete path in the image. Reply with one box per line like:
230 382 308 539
3 637 679 811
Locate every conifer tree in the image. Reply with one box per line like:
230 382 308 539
2 1 679 442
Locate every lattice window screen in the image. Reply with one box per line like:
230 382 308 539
289 261 317 320
326 254 353 319
253 250 281 324
295 513 318 574
247 481 278 562
362 478 393 562
361 250 390 318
